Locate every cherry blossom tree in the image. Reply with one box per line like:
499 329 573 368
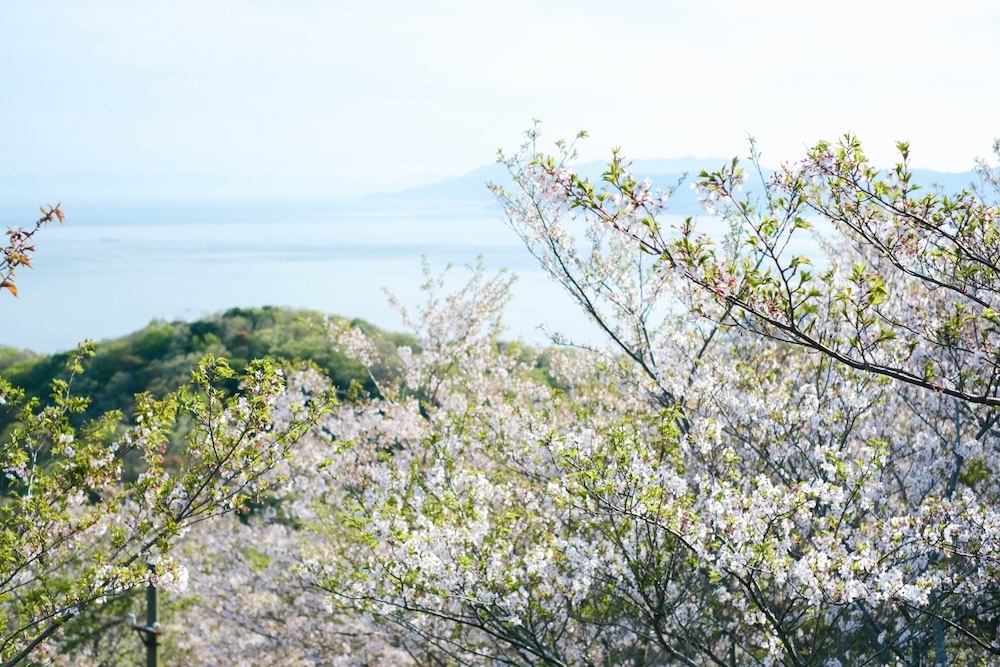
480 128 1000 664
148 366 410 667
0 212 331 666
1 204 64 299
41 366 412 667
217 131 1000 666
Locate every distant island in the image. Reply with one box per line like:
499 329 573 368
1 159 981 218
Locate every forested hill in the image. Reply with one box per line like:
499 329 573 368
0 306 418 425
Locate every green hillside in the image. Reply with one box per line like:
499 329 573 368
0 306 418 425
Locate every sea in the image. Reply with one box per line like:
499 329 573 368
2 193 832 354
0 197 602 353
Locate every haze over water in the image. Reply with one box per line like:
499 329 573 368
1 198 599 353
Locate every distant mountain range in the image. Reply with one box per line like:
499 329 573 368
369 159 983 217
0 161 983 219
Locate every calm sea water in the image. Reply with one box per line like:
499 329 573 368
2 198 829 354
1 199 600 353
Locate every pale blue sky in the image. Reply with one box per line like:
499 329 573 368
3 1 998 194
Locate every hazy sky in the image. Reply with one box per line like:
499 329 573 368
4 1 999 194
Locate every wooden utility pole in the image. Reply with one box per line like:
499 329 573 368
145 578 158 667
130 569 159 667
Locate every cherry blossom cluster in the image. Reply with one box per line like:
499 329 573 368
1 204 63 298
0 345 329 665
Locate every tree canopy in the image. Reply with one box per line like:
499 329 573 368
8 130 1000 666
0 214 331 666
